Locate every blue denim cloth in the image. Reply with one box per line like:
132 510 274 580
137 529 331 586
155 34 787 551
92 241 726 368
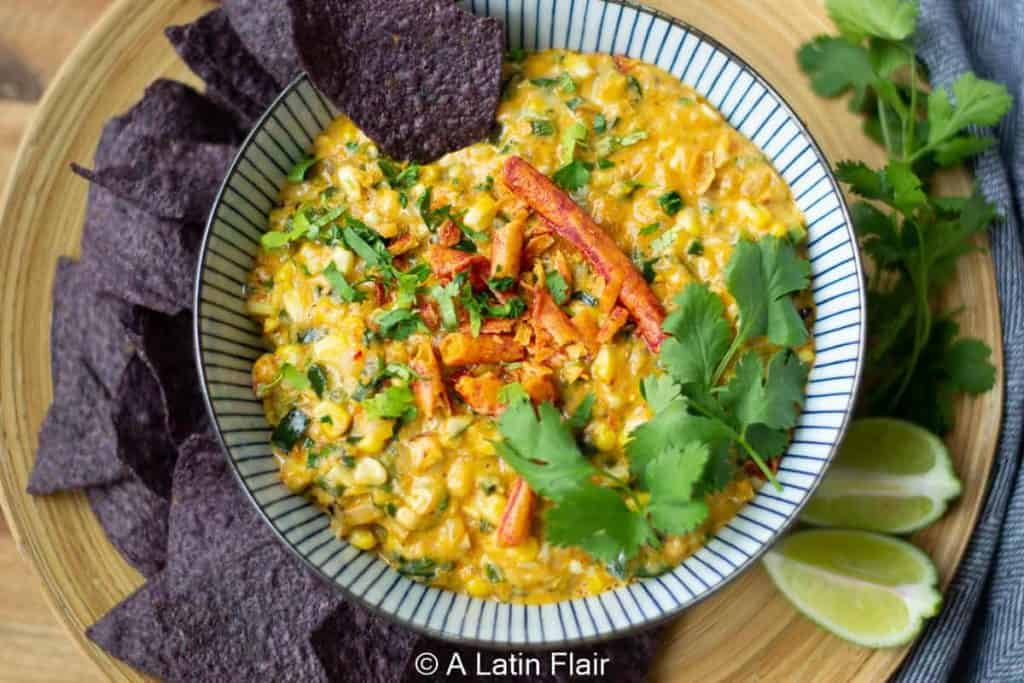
893 1 1024 680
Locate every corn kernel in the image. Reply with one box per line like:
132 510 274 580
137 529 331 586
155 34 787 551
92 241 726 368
446 458 473 498
507 536 540 562
590 420 617 452
353 457 388 486
349 528 377 550
281 457 316 493
592 346 615 383
463 194 497 232
466 577 492 598
395 506 420 530
409 435 443 472
355 419 394 454
313 402 351 440
330 247 355 276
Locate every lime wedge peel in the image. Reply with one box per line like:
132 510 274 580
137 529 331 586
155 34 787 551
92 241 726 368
763 530 941 648
800 418 962 534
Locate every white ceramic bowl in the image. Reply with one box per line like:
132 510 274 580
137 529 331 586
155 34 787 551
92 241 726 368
195 0 865 648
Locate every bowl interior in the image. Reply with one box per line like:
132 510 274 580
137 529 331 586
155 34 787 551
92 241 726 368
194 0 864 647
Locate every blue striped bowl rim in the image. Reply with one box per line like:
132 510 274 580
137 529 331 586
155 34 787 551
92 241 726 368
194 0 865 648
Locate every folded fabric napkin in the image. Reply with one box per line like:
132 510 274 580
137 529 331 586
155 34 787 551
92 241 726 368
895 1 1024 681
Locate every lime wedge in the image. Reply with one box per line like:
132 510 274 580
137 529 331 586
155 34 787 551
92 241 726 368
763 530 941 647
800 418 961 534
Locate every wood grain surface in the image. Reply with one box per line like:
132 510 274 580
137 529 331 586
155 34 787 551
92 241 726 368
0 1 1004 682
0 3 110 680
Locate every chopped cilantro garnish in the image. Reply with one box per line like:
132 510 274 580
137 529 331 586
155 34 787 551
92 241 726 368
593 113 608 134
545 270 571 305
362 384 417 421
687 239 705 256
531 119 555 136
487 276 516 292
287 155 317 182
374 308 423 340
551 160 592 192
639 222 661 236
658 191 684 215
322 262 366 303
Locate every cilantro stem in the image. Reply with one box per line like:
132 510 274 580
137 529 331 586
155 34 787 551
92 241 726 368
712 331 745 385
684 397 782 492
902 50 918 161
878 98 895 156
736 432 782 492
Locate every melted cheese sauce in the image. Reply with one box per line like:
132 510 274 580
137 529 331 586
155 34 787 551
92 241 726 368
246 50 813 603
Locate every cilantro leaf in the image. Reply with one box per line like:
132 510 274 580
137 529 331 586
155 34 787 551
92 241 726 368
826 0 918 42
660 284 731 396
552 160 592 192
544 484 652 563
926 72 1012 148
362 384 416 420
639 375 682 414
626 401 732 480
545 270 571 305
287 155 317 182
322 262 366 303
797 36 875 105
375 308 423 340
725 236 810 348
432 276 463 332
495 399 594 499
719 351 809 431
560 121 588 163
645 443 711 535
945 337 997 394
567 393 596 431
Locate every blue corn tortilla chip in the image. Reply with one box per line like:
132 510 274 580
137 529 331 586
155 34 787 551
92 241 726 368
27 369 125 494
134 309 210 443
113 354 178 499
47 257 138 395
88 542 342 682
166 434 267 571
80 185 198 315
166 8 282 128
224 0 301 88
288 0 503 163
71 139 235 224
312 602 420 683
100 79 241 168
86 469 170 578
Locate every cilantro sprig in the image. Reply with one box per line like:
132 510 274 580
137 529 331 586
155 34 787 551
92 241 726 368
493 236 812 568
798 0 1005 432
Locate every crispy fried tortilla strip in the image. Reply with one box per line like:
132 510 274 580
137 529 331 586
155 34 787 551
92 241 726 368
502 156 667 350
490 213 527 280
532 289 578 347
437 219 462 248
597 306 629 344
426 245 489 287
520 363 558 404
439 332 526 366
497 477 535 547
410 337 449 418
454 372 504 416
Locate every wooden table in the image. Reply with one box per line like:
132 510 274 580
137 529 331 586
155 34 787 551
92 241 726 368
0 4 110 680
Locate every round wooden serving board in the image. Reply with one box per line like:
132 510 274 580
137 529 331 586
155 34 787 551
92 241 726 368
0 1 1004 681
